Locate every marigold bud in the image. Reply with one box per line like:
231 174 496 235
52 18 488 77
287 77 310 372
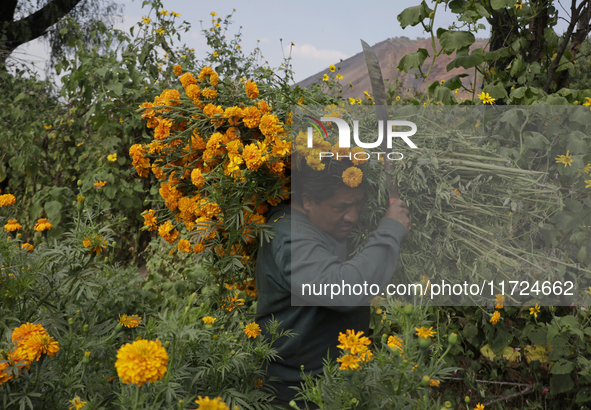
68 318 74 325
418 337 431 349
403 305 413 315
83 324 89 333
422 375 431 386
448 332 458 345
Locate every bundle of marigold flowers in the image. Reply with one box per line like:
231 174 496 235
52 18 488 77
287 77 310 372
135 65 292 290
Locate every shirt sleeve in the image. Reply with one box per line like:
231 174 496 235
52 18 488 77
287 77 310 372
278 216 408 310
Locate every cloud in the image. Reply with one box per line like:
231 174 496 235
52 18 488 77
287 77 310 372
290 43 349 62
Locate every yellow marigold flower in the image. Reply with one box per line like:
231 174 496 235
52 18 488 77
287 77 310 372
178 239 192 253
119 314 142 328
143 209 157 231
0 193 16 207
4 219 22 232
556 150 573 167
115 339 168 387
349 98 356 105
82 234 108 255
430 379 440 387
337 353 361 370
415 326 436 339
107 153 117 162
337 329 371 354
490 311 501 325
259 113 283 138
202 316 216 324
245 80 259 99
387 335 403 352
322 74 329 81
202 88 217 99
336 73 343 80
68 395 87 410
242 106 261 128
342 166 363 188
21 333 59 361
12 323 48 346
156 28 165 35
21 243 34 252
191 168 206 187
474 404 485 410
142 16 151 24
477 92 495 104
495 294 504 309
242 142 266 171
158 221 179 244
243 323 261 338
350 147 368 166
33 218 53 232
194 396 230 410
44 125 52 130
93 180 107 188
529 304 540 318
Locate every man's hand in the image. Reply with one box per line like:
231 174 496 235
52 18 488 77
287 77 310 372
384 199 411 232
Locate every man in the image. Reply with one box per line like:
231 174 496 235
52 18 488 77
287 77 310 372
255 159 410 408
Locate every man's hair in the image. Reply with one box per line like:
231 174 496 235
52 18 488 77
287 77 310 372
291 158 368 204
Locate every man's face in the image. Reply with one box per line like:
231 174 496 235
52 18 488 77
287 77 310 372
302 186 366 241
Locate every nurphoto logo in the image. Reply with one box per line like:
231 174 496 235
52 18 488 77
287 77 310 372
304 115 418 162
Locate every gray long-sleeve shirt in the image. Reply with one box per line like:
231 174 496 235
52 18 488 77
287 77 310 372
254 203 408 400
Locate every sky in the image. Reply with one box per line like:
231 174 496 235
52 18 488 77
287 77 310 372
9 0 485 84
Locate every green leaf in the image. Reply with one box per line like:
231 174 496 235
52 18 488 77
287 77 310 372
107 82 123 96
433 86 457 105
44 200 62 224
397 48 429 72
566 131 589 154
551 360 574 375
439 31 475 51
491 0 516 9
446 48 484 70
104 185 117 199
523 132 550 150
397 1 433 29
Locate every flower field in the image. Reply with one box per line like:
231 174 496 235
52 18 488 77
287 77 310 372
2 1 591 409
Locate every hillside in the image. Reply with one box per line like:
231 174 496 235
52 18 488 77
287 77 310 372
296 37 488 100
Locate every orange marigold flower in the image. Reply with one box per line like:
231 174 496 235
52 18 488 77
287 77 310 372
221 291 245 312
259 114 283 138
245 80 259 99
33 218 53 232
490 311 501 325
198 66 216 81
129 144 150 177
202 316 216 324
82 234 108 255
201 88 217 99
185 84 201 102
342 166 363 188
21 243 34 252
143 210 157 231
21 333 59 361
387 335 403 352
154 118 173 141
191 168 206 187
115 339 168 387
160 89 181 106
495 294 504 309
243 322 261 338
209 72 219 87
242 106 261 128
194 396 229 410
93 181 107 189
173 64 182 76
158 221 180 244
242 142 266 171
257 100 270 113
119 314 142 328
193 243 206 254
337 353 361 370
12 323 48 346
351 147 368 165
0 193 16 207
4 219 22 232
178 239 192 253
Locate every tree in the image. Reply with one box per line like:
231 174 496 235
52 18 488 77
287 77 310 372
0 0 121 68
